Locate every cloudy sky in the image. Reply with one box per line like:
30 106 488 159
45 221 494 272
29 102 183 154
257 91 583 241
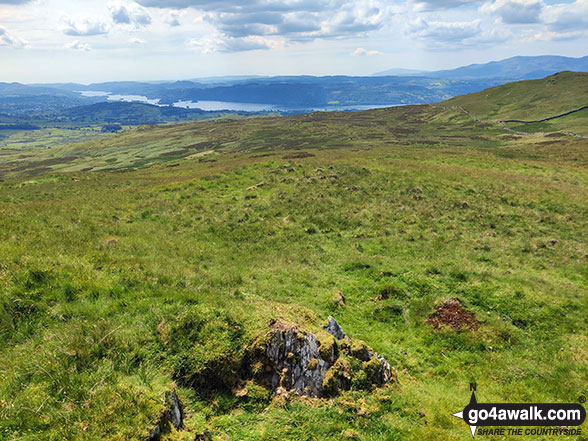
0 0 586 83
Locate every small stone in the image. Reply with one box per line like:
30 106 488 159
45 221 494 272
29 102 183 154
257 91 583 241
343 429 359 439
169 390 183 430
148 390 183 441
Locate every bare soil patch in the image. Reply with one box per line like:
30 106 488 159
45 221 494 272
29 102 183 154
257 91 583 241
427 298 479 331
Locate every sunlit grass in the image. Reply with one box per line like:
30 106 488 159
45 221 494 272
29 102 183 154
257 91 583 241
0 83 586 440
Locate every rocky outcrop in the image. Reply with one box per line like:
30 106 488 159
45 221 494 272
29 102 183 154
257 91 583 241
252 317 394 398
265 320 336 397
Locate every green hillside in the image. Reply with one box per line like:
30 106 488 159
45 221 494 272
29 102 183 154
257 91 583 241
446 71 588 121
0 76 586 441
1 73 587 178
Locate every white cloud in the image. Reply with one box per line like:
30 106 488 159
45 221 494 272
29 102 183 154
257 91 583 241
108 1 152 27
524 30 585 41
130 37 146 44
134 0 390 50
165 11 182 26
319 2 387 38
413 0 481 11
406 17 511 48
480 0 588 39
351 47 381 56
64 40 91 51
407 17 481 42
542 0 588 31
187 34 274 53
0 26 28 48
60 16 109 36
481 0 544 24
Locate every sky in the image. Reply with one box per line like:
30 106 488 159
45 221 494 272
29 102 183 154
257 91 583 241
0 0 586 83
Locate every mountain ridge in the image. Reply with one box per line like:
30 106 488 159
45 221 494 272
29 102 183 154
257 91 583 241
415 55 587 79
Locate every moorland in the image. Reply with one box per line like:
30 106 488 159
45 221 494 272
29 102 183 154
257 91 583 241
0 71 586 441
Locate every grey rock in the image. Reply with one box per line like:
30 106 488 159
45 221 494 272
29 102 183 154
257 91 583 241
148 390 183 441
374 352 393 384
260 318 394 398
323 316 347 340
170 390 183 430
266 324 334 397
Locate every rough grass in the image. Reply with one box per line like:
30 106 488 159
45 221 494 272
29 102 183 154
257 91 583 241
0 83 587 440
505 108 588 136
445 71 588 121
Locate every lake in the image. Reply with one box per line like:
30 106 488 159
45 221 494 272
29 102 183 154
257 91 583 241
79 91 399 112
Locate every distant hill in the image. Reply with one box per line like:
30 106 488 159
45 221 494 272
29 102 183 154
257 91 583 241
422 55 588 80
6 56 587 115
445 71 588 121
0 82 102 114
0 82 83 97
154 76 506 107
0 101 272 132
55 101 209 124
22 76 506 109
372 68 428 76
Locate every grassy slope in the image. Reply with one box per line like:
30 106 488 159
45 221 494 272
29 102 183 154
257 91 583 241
505 108 588 135
0 79 587 441
0 127 110 150
1 97 586 178
446 71 588 121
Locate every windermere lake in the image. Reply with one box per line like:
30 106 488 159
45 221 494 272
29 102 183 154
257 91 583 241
78 91 397 112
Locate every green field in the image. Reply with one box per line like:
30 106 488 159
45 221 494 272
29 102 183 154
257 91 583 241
0 126 110 150
0 74 586 441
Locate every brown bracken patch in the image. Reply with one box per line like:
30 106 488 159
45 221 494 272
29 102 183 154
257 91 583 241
427 298 479 331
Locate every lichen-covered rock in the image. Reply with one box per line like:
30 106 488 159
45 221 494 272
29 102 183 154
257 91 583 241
251 317 395 398
322 356 352 396
323 316 347 340
373 352 393 384
347 339 371 361
265 320 335 397
169 390 183 430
